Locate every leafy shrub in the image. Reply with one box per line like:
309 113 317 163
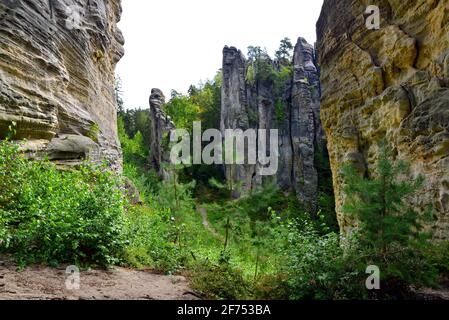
189 258 249 300
122 205 187 273
253 273 291 300
281 222 365 299
0 140 127 267
423 241 449 277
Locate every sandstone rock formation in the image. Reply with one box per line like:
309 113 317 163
148 88 175 179
0 0 124 169
221 37 325 211
317 0 449 238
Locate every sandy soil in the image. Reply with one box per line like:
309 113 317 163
0 256 199 300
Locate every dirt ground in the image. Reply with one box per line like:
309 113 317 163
0 256 199 300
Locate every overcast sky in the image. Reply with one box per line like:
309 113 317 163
116 0 324 109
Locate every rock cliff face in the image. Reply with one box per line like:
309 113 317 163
221 37 325 211
148 88 175 180
317 0 449 238
0 0 124 169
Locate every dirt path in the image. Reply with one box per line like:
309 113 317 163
197 206 222 240
0 257 198 300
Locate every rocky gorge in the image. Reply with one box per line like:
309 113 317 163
1 0 448 239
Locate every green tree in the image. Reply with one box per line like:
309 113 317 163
163 92 200 132
115 75 124 115
342 141 435 287
275 37 293 65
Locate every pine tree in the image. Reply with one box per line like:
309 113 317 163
342 141 431 261
275 37 293 65
115 75 124 115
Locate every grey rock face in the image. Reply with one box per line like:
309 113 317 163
0 0 124 170
148 88 175 179
221 38 325 211
221 46 255 197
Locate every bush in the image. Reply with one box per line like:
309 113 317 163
189 258 249 300
282 222 366 299
0 140 127 267
424 241 449 278
253 273 291 300
122 205 187 273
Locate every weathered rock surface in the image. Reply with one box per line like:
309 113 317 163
148 88 175 179
0 0 124 169
221 38 325 211
317 0 449 238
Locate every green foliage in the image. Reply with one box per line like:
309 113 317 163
122 206 186 273
118 117 148 167
87 123 100 143
115 75 124 114
274 66 293 96
246 41 293 128
314 147 338 233
164 92 201 132
275 37 294 65
246 64 255 86
189 259 249 300
423 241 449 277
274 100 284 124
189 73 222 130
0 140 127 267
341 141 439 291
280 222 366 299
119 108 151 148
342 141 431 256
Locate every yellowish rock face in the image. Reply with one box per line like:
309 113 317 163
0 0 124 169
317 0 449 239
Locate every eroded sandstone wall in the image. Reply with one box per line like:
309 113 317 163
221 38 325 211
317 0 449 238
0 0 124 169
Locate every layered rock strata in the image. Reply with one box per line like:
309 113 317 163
0 0 124 169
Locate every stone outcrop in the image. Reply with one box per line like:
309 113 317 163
148 88 175 179
221 37 325 211
317 0 449 238
0 0 124 169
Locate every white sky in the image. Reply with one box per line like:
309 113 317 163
116 0 324 109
